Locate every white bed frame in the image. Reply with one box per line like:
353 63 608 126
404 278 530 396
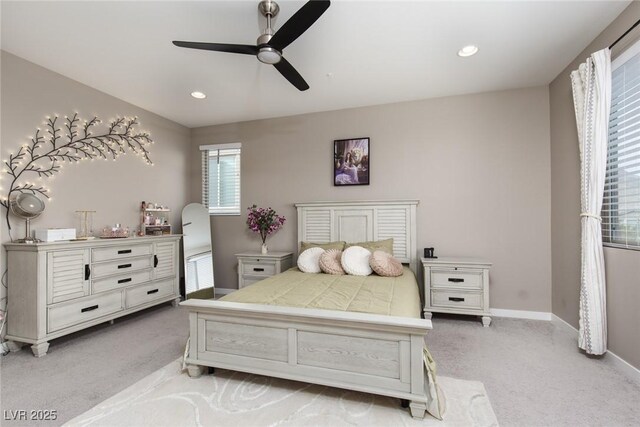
181 200 433 418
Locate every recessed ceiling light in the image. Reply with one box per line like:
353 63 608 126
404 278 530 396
190 91 207 99
458 45 479 57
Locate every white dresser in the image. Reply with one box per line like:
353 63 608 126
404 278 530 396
236 252 293 289
421 257 492 327
4 235 181 356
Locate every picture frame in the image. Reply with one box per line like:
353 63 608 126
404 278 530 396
333 137 370 186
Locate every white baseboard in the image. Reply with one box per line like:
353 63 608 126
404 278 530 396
214 288 235 296
490 308 552 321
552 314 640 384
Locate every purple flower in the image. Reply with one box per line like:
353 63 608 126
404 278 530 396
246 204 286 243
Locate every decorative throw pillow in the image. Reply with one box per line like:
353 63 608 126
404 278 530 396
297 247 325 273
345 238 394 254
300 241 346 253
369 250 404 277
319 249 345 275
341 246 373 276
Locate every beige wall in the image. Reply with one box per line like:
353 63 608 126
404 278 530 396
191 86 552 312
0 52 191 309
550 2 640 369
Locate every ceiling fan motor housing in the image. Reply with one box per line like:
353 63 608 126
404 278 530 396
256 0 282 64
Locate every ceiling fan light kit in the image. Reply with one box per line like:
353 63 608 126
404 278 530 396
173 0 330 91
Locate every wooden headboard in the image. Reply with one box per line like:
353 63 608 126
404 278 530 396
295 200 419 274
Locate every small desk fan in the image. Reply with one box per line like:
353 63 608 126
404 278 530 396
10 193 45 243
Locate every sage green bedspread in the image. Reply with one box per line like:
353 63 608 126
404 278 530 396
221 266 422 319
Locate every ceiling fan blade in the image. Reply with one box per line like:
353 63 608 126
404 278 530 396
273 57 309 91
268 0 330 52
172 41 258 55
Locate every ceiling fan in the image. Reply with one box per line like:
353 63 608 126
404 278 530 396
173 0 330 91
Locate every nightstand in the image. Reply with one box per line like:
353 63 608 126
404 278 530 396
235 252 293 289
421 257 492 327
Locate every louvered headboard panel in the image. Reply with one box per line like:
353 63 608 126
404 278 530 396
295 200 419 274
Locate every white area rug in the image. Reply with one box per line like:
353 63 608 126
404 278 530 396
65 359 498 427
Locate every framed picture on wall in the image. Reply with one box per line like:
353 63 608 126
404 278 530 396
334 137 370 186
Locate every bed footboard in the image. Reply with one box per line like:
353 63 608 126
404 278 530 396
180 299 433 419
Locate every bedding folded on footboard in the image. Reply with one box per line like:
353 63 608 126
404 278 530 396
220 267 445 419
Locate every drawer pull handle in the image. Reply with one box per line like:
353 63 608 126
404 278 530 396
147 289 159 295
118 249 132 254
449 297 465 302
84 264 90 280
448 278 465 283
118 264 132 269
154 255 159 268
253 267 265 272
81 305 99 313
118 278 132 284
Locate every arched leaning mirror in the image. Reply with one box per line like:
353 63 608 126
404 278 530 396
182 203 214 299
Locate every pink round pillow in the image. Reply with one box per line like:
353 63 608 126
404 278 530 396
369 250 403 277
319 249 345 275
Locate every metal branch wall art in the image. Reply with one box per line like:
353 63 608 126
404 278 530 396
0 113 154 230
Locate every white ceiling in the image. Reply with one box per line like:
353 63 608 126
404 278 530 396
1 1 629 128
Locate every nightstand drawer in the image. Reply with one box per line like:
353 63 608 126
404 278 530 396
242 262 276 276
431 269 482 289
431 290 483 310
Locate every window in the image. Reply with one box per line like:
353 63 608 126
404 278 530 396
605 44 640 248
201 143 241 215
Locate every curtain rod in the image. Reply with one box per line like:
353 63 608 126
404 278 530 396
610 18 640 50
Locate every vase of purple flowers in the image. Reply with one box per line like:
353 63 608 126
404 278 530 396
246 205 286 254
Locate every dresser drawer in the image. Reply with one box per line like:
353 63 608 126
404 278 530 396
125 279 175 309
48 291 123 333
241 262 276 276
431 290 483 310
431 269 482 290
92 270 153 294
91 256 153 279
92 244 153 262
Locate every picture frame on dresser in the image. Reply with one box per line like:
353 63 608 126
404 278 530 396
4 235 181 357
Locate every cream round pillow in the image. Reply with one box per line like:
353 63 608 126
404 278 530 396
341 246 373 276
369 250 404 277
297 247 325 273
319 249 345 275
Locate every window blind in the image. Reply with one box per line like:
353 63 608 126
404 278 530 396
604 46 640 248
200 143 241 215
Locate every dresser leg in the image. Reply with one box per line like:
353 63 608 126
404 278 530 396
31 342 49 357
423 311 432 320
172 297 180 307
409 401 427 419
482 316 492 327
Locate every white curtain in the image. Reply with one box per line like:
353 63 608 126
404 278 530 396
570 48 611 355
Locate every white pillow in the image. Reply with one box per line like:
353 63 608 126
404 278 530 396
341 246 373 276
297 247 325 273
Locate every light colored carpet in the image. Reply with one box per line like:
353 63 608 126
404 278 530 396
3 305 640 426
64 359 498 427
